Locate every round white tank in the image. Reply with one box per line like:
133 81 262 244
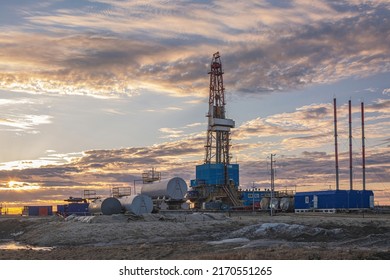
260 197 270 210
141 177 188 200
270 197 280 210
118 194 153 215
88 197 122 215
280 197 294 212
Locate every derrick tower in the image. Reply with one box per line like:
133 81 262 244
188 52 241 208
205 52 235 165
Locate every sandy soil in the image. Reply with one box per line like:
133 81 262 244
0 212 389 260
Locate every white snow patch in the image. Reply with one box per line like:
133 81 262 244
255 223 307 234
65 215 95 223
208 238 250 245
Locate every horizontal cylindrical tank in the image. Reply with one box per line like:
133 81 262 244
270 197 280 210
141 177 188 200
260 197 270 210
88 197 122 215
280 197 294 212
118 194 153 215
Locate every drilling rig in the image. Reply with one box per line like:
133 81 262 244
188 52 241 209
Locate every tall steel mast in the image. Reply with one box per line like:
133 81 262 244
349 99 353 190
333 98 340 191
204 52 235 165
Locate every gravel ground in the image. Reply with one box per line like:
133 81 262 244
0 212 389 260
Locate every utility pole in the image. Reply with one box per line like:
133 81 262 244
252 182 255 213
270 154 276 216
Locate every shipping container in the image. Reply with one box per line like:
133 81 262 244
294 190 374 211
23 206 53 216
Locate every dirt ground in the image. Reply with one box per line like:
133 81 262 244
0 211 389 260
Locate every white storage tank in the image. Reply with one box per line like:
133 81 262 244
118 194 153 215
141 177 188 200
88 197 122 215
280 197 294 212
270 197 280 210
260 197 270 210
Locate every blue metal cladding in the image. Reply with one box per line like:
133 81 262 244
57 205 66 213
27 206 53 216
294 190 374 209
27 206 39 216
241 191 266 206
195 163 239 187
67 203 89 215
57 203 89 216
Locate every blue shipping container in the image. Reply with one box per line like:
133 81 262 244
26 206 53 216
294 190 374 210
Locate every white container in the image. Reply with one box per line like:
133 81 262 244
270 197 280 210
88 197 122 215
118 195 153 215
260 197 270 210
141 177 188 200
280 197 294 211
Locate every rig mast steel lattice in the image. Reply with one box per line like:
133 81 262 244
204 52 235 165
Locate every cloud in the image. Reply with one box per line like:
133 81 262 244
234 102 333 141
0 100 390 203
0 181 41 191
159 127 185 139
0 1 388 98
144 106 185 113
185 122 204 128
0 114 52 132
0 126 388 205
0 98 36 106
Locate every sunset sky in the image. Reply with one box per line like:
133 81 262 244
0 0 389 209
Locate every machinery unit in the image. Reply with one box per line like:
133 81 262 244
57 196 89 217
192 163 239 187
189 52 241 209
239 189 295 212
57 203 89 217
